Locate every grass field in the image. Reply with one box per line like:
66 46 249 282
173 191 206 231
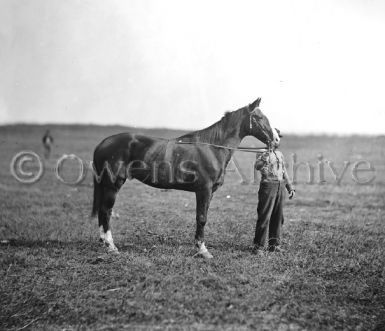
1 125 384 330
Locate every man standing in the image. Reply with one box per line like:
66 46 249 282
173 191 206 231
253 129 295 254
42 129 54 159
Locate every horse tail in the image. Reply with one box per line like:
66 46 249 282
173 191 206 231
91 175 102 218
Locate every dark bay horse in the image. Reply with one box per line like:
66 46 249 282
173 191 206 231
91 98 279 258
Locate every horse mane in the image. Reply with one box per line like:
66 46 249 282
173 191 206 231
178 107 246 144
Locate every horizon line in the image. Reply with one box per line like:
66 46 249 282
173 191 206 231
0 121 384 137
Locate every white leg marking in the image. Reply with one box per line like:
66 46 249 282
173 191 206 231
200 242 208 253
99 226 105 242
105 230 119 252
195 241 213 259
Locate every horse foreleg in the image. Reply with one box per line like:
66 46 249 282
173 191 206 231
194 188 213 259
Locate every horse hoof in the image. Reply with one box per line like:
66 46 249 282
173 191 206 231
193 250 213 259
202 251 213 259
194 242 213 259
107 246 120 254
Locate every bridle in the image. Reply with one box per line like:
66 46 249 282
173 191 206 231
247 105 272 149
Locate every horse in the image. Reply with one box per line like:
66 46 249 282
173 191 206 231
91 98 279 258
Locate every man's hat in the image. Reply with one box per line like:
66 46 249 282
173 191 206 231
275 128 283 138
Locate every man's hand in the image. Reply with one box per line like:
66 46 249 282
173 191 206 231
288 190 296 200
260 151 270 162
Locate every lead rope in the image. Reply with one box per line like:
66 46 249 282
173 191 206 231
249 113 253 133
176 140 266 153
272 149 280 170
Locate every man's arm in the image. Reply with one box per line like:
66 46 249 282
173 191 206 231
282 154 295 199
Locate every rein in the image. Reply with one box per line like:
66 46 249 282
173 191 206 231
176 140 267 153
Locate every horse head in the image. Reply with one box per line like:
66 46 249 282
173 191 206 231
246 97 280 148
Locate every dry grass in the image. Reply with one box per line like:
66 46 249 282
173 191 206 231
0 125 384 330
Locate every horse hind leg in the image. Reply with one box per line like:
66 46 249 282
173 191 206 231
99 186 120 253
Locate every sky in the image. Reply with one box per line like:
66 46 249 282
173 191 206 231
0 0 384 134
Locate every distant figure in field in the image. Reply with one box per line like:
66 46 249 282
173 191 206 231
253 128 295 255
42 129 54 159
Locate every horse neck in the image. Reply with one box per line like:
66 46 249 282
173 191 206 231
221 108 249 148
193 108 246 147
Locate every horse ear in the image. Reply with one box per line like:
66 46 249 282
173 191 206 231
250 97 261 109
